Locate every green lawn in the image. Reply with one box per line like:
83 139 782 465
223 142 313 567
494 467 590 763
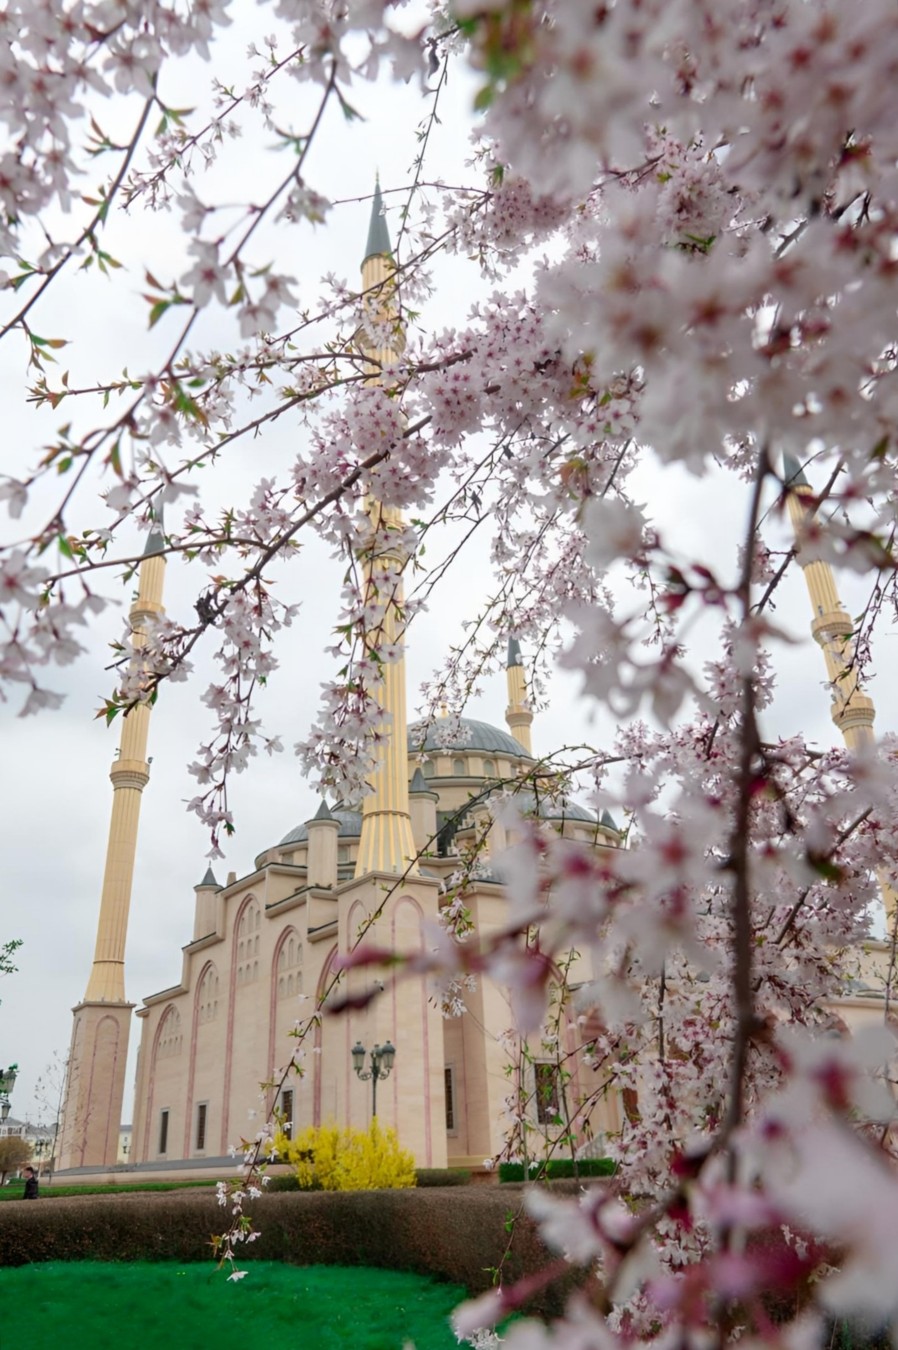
0 1261 469 1350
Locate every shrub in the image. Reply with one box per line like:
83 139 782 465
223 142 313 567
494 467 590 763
274 1120 416 1191
264 1173 299 1193
498 1157 616 1183
415 1168 471 1187
0 1188 585 1314
0 1180 218 1202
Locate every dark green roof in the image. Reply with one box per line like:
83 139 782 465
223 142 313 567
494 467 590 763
143 505 165 557
409 768 433 794
783 453 810 488
364 178 391 262
408 717 531 759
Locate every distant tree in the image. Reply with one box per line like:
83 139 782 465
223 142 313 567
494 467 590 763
0 940 22 979
33 1050 69 1166
0 1136 32 1186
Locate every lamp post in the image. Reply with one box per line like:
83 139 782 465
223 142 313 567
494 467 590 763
33 1136 48 1179
351 1040 396 1118
0 1065 17 1125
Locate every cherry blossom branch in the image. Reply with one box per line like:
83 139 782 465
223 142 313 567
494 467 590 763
1 95 156 344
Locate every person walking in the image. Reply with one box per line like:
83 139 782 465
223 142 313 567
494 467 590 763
22 1166 38 1200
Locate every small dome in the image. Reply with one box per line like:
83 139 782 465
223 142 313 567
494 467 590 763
278 807 363 847
513 791 597 825
408 717 531 759
539 798 597 825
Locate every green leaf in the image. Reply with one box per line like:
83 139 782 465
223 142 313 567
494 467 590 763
148 299 171 329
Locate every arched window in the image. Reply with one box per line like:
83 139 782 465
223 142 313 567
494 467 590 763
453 758 466 776
422 759 436 778
276 928 302 1000
482 758 495 777
157 1006 182 1059
235 899 261 984
198 964 220 1024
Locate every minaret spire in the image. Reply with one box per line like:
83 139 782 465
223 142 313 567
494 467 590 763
783 458 896 927
505 636 533 754
364 174 392 264
57 520 167 1169
354 181 418 878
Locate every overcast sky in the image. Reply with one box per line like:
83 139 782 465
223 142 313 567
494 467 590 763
1 11 895 1132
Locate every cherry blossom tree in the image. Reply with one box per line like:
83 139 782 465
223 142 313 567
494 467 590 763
4 0 898 1343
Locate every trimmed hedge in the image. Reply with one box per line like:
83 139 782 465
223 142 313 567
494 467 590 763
0 1180 219 1202
415 1169 472 1187
0 1186 600 1315
265 1174 301 1192
267 1167 472 1191
499 1158 616 1183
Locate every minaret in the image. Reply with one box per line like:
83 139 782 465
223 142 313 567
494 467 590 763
505 637 533 754
783 455 876 751
354 180 418 878
57 520 167 1169
783 455 896 928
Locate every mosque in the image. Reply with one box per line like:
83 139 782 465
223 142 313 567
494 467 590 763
55 190 894 1177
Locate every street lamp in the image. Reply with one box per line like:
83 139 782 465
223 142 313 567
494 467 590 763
0 1065 16 1125
33 1136 48 1178
351 1040 396 1117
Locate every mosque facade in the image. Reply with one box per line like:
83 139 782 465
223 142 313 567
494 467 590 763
55 190 893 1178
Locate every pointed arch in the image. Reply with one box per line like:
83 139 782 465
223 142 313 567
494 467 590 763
142 1002 180 1163
314 945 339 1127
183 960 219 1155
233 894 262 986
267 925 304 1112
221 892 260 1152
392 894 434 1163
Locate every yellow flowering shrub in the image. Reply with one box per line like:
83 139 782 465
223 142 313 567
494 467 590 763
274 1120 416 1191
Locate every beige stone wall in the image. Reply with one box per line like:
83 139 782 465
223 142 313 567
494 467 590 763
127 736 632 1175
57 1002 133 1170
132 864 451 1167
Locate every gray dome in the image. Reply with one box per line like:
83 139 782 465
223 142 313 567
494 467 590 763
279 807 362 847
408 717 531 759
513 791 597 825
538 798 597 824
